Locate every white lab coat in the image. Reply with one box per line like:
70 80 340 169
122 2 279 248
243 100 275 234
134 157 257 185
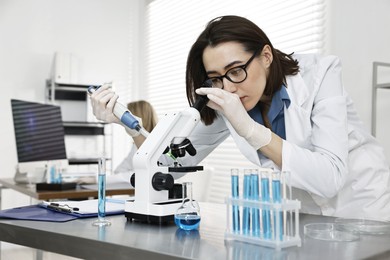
114 143 137 184
180 54 390 221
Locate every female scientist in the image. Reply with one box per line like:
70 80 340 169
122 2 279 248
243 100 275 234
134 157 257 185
114 100 158 175
90 15 390 221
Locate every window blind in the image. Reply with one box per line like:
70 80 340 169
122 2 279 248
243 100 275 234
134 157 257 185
140 0 325 203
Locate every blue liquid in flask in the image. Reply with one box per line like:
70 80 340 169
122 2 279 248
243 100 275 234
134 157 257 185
175 182 201 231
174 214 201 231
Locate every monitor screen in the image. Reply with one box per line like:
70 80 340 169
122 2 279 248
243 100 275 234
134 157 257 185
11 99 68 176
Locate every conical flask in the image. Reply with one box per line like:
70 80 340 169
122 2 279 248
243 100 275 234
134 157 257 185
174 182 201 230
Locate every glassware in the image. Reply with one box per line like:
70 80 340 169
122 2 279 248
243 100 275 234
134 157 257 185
174 182 201 230
260 170 271 239
242 170 251 235
231 169 240 233
92 157 111 227
250 169 260 237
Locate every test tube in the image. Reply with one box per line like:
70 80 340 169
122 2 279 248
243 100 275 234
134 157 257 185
231 169 240 233
242 170 251 235
261 170 271 239
282 171 293 236
250 169 260 237
272 171 283 241
92 157 111 226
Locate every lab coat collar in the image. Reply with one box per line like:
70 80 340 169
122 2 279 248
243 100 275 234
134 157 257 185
285 74 309 107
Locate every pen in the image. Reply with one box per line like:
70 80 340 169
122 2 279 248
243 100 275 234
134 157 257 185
47 204 72 213
48 203 79 213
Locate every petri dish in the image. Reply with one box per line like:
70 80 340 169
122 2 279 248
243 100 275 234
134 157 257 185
304 223 360 242
335 218 390 235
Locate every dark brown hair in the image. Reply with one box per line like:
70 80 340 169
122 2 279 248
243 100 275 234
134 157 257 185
186 15 299 125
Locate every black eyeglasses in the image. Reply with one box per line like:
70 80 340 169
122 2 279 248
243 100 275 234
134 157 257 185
207 48 261 89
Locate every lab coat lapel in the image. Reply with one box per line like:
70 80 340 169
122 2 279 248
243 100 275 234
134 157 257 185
284 75 312 146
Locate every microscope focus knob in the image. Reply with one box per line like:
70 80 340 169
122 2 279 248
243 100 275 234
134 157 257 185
130 173 135 187
152 172 174 191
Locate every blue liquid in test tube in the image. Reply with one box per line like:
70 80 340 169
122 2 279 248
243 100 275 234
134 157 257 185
98 173 106 219
251 171 260 237
272 171 283 241
92 157 111 227
243 171 251 235
261 172 271 239
231 169 240 233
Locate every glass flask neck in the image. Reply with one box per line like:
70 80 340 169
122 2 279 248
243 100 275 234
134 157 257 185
183 182 193 202
180 182 199 212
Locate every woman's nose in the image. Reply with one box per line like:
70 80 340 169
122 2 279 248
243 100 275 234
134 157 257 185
222 78 237 92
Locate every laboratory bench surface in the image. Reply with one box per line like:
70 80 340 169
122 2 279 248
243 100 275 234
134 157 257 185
1 202 390 260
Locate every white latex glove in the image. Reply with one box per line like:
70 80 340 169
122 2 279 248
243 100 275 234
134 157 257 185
196 88 271 150
124 116 143 137
89 84 121 124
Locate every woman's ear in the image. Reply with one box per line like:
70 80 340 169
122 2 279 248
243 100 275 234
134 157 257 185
262 45 273 68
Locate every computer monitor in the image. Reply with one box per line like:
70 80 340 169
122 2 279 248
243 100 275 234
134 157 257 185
11 99 68 182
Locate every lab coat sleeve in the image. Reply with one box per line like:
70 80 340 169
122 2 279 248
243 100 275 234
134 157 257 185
114 143 137 174
282 56 349 199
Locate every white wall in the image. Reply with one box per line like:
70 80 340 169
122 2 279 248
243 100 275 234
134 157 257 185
0 0 132 209
326 0 390 161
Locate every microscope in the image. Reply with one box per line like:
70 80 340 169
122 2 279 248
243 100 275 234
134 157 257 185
124 81 211 224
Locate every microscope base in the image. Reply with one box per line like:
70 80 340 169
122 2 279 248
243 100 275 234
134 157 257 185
125 212 174 224
125 199 182 224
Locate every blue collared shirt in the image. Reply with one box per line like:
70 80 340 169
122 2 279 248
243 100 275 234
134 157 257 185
248 85 290 139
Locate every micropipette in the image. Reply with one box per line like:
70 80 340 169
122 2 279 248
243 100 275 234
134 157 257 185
87 83 149 138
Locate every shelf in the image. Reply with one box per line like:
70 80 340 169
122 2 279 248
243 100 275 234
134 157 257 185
55 82 99 89
63 121 106 135
374 83 390 89
68 158 111 165
46 79 112 169
46 80 99 101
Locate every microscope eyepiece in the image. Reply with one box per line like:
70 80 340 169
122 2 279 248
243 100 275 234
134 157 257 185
192 79 212 112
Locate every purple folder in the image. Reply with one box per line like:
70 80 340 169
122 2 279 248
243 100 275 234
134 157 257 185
0 205 78 222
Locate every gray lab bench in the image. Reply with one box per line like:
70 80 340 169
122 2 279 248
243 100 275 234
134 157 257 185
0 202 389 259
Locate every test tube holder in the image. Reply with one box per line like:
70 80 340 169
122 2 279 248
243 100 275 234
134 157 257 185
225 197 301 249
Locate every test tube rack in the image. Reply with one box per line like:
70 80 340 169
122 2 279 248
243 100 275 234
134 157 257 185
225 197 301 249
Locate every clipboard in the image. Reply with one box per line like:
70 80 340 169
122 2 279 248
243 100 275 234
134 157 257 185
38 199 125 218
0 205 78 222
